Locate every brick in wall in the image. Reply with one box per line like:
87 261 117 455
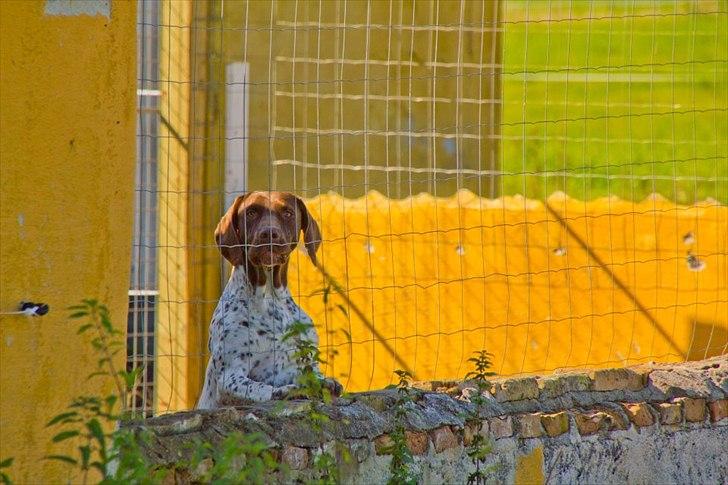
622 403 654 427
674 397 706 422
489 416 514 439
518 413 543 438
493 377 539 402
708 399 727 422
541 412 570 437
657 402 683 425
590 367 647 392
430 426 458 453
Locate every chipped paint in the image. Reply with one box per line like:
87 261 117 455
44 0 110 17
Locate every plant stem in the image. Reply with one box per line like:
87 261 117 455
91 307 126 409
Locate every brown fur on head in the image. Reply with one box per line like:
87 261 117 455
214 191 322 287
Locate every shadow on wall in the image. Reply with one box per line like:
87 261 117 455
687 319 728 361
287 192 727 390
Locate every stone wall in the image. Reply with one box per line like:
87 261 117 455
131 356 728 484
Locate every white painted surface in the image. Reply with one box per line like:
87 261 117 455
44 0 111 17
225 62 249 208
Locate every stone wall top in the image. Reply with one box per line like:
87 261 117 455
130 356 727 472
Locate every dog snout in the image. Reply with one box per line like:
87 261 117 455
256 226 284 244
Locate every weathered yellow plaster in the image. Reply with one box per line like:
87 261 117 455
514 445 545 485
0 1 136 481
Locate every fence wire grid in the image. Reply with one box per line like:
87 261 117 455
129 0 728 416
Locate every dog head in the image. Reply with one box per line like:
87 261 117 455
214 191 321 281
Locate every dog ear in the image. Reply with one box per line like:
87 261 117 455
295 197 322 266
214 194 248 266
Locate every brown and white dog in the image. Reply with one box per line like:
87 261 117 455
196 191 342 409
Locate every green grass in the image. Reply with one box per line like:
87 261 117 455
500 1 728 202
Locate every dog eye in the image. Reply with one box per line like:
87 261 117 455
245 209 257 218
282 209 294 218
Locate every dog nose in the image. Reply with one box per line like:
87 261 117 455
258 226 283 243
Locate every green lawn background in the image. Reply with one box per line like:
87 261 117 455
500 0 727 203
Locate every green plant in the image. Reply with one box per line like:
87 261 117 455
0 458 13 485
464 351 497 485
42 300 352 484
187 431 280 484
384 370 419 485
44 299 163 484
283 321 333 404
309 448 340 485
282 321 342 484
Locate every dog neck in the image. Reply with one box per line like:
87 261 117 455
230 264 290 299
237 257 289 289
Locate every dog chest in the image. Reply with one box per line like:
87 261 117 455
208 279 318 385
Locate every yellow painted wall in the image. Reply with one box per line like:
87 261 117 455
0 1 136 482
289 191 727 390
514 445 544 485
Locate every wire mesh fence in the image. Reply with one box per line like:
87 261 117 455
129 0 727 415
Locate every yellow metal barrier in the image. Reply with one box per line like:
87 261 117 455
289 191 727 391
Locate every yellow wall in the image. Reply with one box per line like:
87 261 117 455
0 1 136 482
289 191 727 390
514 445 544 485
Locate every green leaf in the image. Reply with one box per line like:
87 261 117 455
76 324 93 334
322 285 331 303
0 458 12 468
46 412 79 427
69 311 88 319
100 315 113 333
121 368 143 390
52 430 80 443
86 419 105 445
44 455 78 465
78 445 91 468
336 304 349 317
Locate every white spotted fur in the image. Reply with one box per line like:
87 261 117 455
196 267 322 409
